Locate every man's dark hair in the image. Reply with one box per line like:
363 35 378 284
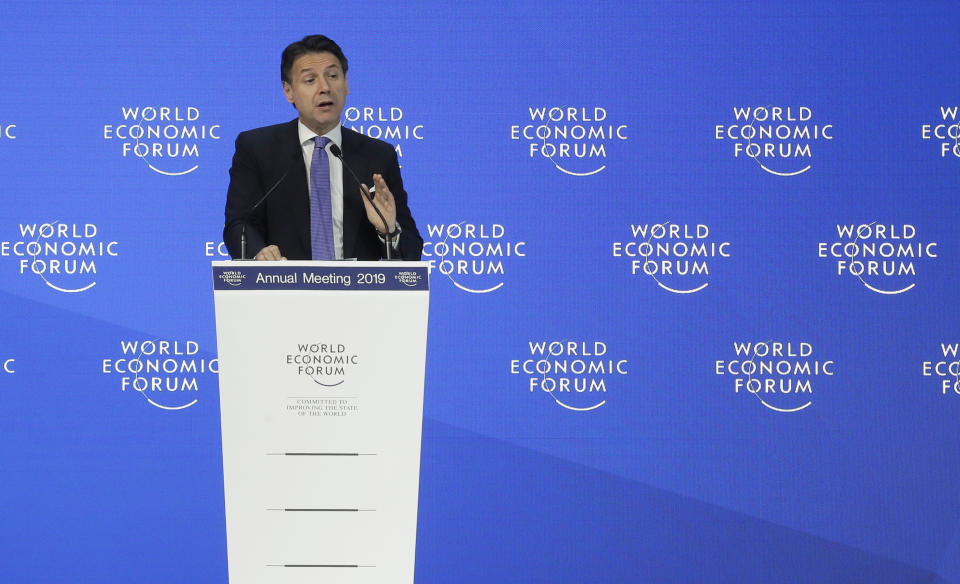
281 35 348 83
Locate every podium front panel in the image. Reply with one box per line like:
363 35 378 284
213 261 429 584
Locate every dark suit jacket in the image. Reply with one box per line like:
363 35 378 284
223 119 423 260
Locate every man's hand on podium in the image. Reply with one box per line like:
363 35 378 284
255 245 286 261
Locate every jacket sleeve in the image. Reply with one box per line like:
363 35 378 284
382 146 423 261
223 132 267 259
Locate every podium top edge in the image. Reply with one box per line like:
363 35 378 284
211 260 430 267
212 261 429 292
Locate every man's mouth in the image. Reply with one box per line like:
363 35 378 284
316 100 334 108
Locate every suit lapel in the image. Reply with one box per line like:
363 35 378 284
340 127 366 259
278 120 310 256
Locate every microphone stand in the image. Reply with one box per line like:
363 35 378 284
240 224 248 261
366 184 393 261
234 151 302 261
331 144 398 261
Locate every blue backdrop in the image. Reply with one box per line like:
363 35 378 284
1 1 958 582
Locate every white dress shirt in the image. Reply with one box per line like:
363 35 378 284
297 120 398 258
298 120 346 259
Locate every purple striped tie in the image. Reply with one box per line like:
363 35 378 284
309 136 334 260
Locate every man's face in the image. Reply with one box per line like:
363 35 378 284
283 51 348 135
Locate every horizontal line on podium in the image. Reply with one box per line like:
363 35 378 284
267 507 375 512
266 452 376 456
291 508 356 512
268 564 375 568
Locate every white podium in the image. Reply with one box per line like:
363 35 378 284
212 261 429 583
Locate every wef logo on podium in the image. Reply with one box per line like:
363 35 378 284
286 342 360 388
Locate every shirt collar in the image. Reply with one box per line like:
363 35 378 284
298 120 342 148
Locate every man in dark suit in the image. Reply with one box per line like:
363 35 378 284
223 35 422 261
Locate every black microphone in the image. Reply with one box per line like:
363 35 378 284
239 150 303 260
329 143 395 260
